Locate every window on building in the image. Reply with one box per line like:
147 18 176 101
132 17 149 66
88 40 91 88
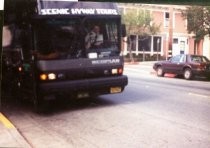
138 36 151 51
164 12 169 27
173 38 178 44
165 12 169 18
180 41 185 54
128 35 136 51
153 36 161 52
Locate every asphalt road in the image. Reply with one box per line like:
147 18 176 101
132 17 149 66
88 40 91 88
2 63 210 148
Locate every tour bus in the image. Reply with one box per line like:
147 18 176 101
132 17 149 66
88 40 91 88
2 0 128 112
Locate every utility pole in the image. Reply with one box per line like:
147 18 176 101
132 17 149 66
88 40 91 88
168 6 173 59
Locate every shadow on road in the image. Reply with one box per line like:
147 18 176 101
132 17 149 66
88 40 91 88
162 73 210 82
1 93 118 116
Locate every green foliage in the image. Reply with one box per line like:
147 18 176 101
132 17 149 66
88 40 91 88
122 8 160 36
182 6 210 41
149 23 162 35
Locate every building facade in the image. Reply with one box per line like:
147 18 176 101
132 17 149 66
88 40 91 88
118 3 210 60
203 35 210 59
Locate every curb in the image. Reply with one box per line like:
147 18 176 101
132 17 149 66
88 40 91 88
0 113 15 129
0 112 31 148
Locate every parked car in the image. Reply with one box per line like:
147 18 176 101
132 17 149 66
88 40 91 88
153 54 210 80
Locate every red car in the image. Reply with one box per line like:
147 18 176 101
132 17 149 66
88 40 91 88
153 54 210 80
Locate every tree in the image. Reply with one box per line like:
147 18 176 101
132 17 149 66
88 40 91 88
122 8 160 61
122 8 160 36
182 6 210 54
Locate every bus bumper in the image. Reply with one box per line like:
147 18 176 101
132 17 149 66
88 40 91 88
38 75 128 97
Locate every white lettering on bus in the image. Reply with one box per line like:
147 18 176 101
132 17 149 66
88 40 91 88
92 59 120 65
71 9 95 15
40 8 118 15
96 9 118 15
41 9 70 15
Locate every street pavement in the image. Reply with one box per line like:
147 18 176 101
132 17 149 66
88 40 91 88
0 60 209 148
0 61 156 148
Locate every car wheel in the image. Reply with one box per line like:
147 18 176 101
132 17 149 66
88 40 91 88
183 68 193 80
157 66 164 77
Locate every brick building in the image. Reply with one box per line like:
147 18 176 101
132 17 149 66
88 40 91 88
118 3 210 60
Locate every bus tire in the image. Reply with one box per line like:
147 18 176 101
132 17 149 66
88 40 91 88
33 93 49 113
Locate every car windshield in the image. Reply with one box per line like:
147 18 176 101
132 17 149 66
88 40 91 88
33 17 120 60
190 55 210 63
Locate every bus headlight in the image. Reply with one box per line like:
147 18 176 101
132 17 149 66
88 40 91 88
112 69 118 74
40 73 56 81
40 74 48 81
112 68 123 75
48 73 56 80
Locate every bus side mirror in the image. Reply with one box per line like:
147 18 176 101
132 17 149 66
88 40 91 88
121 24 126 37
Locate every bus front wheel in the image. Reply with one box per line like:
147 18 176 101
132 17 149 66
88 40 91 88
33 93 49 113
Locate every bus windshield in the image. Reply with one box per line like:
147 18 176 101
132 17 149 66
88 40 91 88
33 17 120 60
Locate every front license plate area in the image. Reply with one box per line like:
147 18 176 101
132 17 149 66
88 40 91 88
77 92 89 99
110 87 122 93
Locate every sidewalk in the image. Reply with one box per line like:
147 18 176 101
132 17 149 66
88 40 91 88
125 61 156 66
125 61 176 77
0 112 31 148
